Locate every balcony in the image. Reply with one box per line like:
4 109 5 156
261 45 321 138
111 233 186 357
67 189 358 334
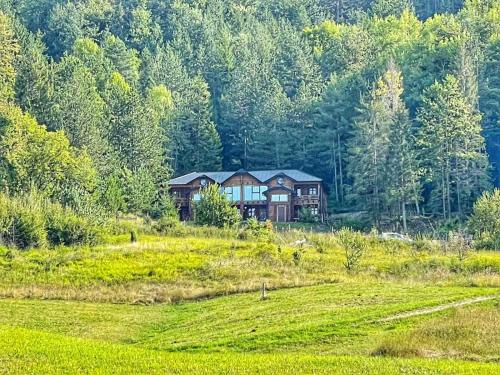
293 195 320 205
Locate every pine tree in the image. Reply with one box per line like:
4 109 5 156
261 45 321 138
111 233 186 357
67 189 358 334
102 33 141 85
380 61 422 231
48 56 112 174
348 82 392 223
0 12 18 102
104 71 167 182
173 76 222 175
14 27 52 124
417 75 490 219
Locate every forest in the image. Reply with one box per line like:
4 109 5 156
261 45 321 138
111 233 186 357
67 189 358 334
0 0 499 228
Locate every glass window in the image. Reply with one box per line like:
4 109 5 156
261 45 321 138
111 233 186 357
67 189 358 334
296 188 302 197
309 187 318 195
271 194 288 202
193 193 201 201
244 185 267 201
311 207 319 215
222 186 241 202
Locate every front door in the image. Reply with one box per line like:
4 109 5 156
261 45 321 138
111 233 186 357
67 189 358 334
277 205 287 222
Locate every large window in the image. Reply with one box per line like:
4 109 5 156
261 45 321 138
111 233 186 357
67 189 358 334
271 194 288 202
222 186 241 202
244 185 268 201
193 193 201 201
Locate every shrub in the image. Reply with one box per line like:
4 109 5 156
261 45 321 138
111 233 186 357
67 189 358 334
45 204 102 246
0 192 103 249
447 231 471 261
468 189 500 250
336 228 366 271
298 207 317 223
11 203 47 249
238 218 274 241
194 184 240 228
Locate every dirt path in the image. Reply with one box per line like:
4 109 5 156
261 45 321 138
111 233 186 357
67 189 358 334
379 295 500 322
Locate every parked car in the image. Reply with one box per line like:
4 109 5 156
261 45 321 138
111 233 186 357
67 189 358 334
379 232 413 243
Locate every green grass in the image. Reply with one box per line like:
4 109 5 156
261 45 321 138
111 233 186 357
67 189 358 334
2 327 499 374
0 234 498 303
374 302 500 361
0 283 498 356
0 233 499 373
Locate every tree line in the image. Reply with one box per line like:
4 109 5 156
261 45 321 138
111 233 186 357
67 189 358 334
0 0 498 227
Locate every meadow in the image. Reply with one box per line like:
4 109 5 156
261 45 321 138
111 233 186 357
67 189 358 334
0 230 499 373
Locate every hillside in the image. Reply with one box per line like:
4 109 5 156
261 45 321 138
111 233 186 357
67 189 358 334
0 231 499 373
0 0 499 228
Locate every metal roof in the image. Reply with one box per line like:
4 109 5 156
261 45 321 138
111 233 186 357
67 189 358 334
169 169 322 185
249 170 322 183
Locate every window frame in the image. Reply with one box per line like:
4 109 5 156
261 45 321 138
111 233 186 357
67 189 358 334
271 194 288 202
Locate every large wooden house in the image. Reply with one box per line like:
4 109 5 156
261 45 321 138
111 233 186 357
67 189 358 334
169 169 327 222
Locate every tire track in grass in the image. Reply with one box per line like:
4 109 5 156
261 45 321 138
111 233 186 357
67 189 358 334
379 295 500 322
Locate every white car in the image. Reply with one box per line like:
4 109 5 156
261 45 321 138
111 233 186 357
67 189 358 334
379 232 413 243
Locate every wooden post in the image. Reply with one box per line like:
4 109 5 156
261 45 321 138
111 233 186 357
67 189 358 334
260 282 268 300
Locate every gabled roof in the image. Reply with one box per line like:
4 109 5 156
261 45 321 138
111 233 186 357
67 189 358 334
248 170 322 183
168 171 236 185
168 169 322 185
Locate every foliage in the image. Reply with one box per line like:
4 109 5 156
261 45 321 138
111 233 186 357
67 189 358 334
0 0 498 228
336 228 367 271
0 103 97 202
194 184 240 228
0 11 19 102
45 203 102 247
417 75 490 218
468 189 500 249
0 192 102 249
238 218 274 241
0 192 47 249
299 207 318 223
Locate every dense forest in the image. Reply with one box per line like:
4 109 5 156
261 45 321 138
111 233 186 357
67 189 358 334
0 0 498 226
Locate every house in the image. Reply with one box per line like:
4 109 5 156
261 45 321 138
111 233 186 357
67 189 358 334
168 169 327 222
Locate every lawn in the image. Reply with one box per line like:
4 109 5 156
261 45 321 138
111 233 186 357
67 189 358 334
2 327 499 375
0 233 499 373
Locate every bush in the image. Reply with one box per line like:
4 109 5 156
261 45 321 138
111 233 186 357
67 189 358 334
468 189 500 250
298 208 317 223
336 228 366 271
11 203 47 249
45 204 102 246
0 193 47 249
194 184 240 228
238 218 274 241
0 192 103 249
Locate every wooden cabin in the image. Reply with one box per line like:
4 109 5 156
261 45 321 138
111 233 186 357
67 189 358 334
168 169 327 222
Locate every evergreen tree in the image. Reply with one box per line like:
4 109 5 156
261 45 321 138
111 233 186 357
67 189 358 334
370 0 413 18
0 12 18 102
49 56 112 174
14 27 52 124
348 80 392 223
173 76 222 175
104 71 167 181
383 63 421 231
417 75 490 218
102 34 141 85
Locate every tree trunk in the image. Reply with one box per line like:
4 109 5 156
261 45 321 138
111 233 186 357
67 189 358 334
402 200 407 233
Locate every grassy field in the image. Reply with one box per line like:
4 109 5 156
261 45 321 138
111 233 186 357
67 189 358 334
0 233 498 303
0 232 499 373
